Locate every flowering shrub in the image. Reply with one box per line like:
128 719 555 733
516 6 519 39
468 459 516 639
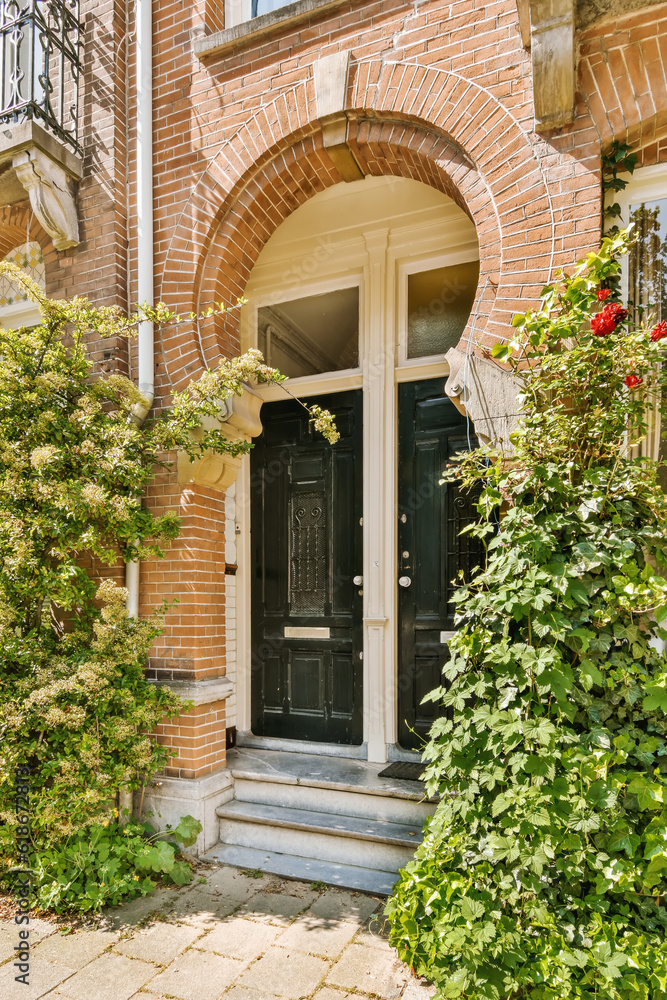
386 232 667 999
0 263 336 890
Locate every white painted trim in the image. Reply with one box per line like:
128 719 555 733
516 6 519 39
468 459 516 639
615 164 667 462
0 300 42 329
615 163 667 304
235 456 252 733
256 371 363 401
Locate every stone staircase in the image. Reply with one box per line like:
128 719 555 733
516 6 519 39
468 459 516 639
202 748 436 895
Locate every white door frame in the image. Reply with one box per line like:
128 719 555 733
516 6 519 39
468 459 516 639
232 177 478 762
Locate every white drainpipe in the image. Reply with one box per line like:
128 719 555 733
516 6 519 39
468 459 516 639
126 0 154 619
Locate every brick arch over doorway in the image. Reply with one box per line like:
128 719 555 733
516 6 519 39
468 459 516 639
157 59 592 392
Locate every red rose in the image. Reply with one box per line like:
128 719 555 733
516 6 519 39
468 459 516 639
624 374 643 388
597 289 611 301
650 320 667 342
591 302 628 336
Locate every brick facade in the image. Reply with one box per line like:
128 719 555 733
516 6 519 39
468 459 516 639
3 0 667 785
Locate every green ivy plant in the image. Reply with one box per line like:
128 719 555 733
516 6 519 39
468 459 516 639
0 262 337 890
25 814 203 914
386 231 667 999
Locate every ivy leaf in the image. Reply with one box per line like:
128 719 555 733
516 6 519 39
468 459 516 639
644 680 667 714
644 851 667 887
627 777 664 811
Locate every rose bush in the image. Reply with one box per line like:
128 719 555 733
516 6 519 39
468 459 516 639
386 231 667 999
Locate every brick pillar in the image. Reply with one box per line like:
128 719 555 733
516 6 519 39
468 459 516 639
144 478 230 779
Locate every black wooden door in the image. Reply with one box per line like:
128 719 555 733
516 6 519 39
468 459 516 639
250 390 363 744
397 379 482 750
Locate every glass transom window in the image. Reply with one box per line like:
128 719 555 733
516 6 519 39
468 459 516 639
257 286 359 379
407 260 479 359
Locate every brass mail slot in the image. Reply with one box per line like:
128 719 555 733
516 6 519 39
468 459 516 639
440 630 456 643
284 626 331 639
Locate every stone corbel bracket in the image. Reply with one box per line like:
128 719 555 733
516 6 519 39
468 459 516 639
314 50 365 183
522 0 575 132
445 347 519 453
177 386 264 492
0 120 82 250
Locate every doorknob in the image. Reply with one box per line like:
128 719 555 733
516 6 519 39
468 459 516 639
398 575 412 588
353 575 363 586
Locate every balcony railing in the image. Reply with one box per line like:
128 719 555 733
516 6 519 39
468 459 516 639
0 0 82 154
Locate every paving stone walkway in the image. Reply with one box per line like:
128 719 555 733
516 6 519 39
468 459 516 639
0 864 435 1000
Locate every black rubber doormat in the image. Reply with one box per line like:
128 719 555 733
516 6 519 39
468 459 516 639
378 761 425 781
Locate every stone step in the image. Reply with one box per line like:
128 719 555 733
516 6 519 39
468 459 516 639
228 748 436 826
201 842 399 896
216 799 421 871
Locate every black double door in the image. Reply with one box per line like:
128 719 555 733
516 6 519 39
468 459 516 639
397 379 482 749
250 379 481 749
250 390 363 744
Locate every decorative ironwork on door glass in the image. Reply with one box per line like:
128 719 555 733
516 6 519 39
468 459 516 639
289 491 327 615
446 485 484 609
0 0 83 153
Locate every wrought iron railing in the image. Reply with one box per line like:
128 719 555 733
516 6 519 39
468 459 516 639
0 0 82 154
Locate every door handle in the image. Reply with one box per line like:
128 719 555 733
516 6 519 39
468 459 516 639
398 575 412 588
353 575 363 586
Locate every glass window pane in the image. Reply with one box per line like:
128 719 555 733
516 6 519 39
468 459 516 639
407 260 479 359
629 199 667 323
0 241 45 307
258 287 359 379
253 0 293 16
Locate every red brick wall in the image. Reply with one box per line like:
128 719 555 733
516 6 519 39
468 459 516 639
13 0 667 778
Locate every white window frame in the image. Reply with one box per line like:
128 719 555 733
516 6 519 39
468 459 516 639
616 162 667 304
616 163 667 463
0 300 42 330
396 247 481 374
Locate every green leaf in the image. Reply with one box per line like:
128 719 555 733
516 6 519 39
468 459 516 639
627 777 664 811
171 815 203 848
459 897 485 922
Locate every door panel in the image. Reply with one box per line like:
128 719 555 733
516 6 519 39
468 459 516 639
397 379 483 750
251 390 363 744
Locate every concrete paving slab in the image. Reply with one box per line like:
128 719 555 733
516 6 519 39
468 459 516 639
238 890 315 926
0 922 17 963
103 888 182 930
32 929 119 970
195 916 281 960
115 922 202 965
354 912 393 949
237 946 328 998
224 988 282 1000
61 952 158 1000
165 886 246 927
145 948 245 1000
276 916 358 958
307 889 381 925
401 979 437 999
0 957 76 1000
327 942 409 999
312 989 357 1000
204 867 267 901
